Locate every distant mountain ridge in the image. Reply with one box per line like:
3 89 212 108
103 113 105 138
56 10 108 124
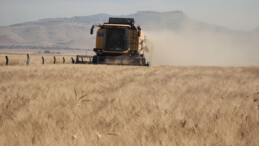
0 11 258 49
10 13 112 27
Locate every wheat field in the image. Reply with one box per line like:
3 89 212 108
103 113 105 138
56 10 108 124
0 62 259 145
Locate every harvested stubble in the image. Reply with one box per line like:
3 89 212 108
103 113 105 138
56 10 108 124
0 64 258 146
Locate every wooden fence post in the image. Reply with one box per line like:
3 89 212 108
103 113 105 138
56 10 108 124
63 57 65 64
42 56 45 64
26 54 30 65
53 56 56 64
5 56 8 66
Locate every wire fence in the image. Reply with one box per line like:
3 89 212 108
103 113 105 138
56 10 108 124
0 54 75 66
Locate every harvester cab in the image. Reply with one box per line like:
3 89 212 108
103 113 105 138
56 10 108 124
75 17 149 66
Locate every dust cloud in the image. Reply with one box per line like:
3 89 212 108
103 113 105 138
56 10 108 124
145 29 259 66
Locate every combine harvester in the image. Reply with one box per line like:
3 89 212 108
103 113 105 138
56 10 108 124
75 17 149 66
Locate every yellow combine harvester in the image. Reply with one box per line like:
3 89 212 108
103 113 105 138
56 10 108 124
75 17 149 66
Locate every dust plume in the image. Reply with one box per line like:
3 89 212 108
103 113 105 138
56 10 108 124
145 29 259 66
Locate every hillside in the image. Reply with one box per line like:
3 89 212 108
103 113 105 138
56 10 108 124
0 11 250 49
0 11 258 66
0 13 112 49
0 64 258 145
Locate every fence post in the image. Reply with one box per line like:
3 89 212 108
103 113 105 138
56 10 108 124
42 56 45 64
5 56 8 66
53 56 56 64
26 54 30 65
63 57 65 64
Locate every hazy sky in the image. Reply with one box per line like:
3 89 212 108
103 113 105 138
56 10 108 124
0 0 259 30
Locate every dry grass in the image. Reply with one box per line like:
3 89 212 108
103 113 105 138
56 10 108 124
0 63 258 145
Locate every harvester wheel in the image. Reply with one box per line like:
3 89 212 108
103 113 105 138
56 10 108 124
92 55 105 64
92 55 98 64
